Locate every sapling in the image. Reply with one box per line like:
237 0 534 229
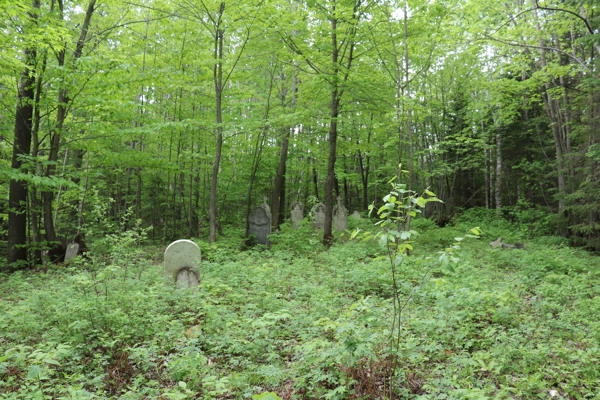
351 169 480 396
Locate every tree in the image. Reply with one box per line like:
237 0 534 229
6 0 40 268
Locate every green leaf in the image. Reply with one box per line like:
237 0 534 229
379 234 388 248
27 365 41 380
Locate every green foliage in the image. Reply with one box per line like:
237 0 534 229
1 220 599 399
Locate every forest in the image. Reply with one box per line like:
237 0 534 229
1 0 599 399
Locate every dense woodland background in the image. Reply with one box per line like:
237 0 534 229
2 0 600 268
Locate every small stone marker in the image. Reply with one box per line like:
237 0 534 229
291 201 304 225
489 238 503 248
333 196 348 231
489 237 525 249
351 211 361 219
312 202 326 229
164 239 201 288
65 243 79 261
248 197 272 246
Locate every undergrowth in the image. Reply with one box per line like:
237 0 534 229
0 214 599 399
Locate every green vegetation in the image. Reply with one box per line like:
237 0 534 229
2 0 600 397
1 213 598 399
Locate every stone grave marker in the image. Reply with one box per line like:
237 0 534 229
65 243 79 261
333 196 348 231
351 211 361 219
164 239 201 288
312 202 325 229
248 197 272 246
291 201 304 225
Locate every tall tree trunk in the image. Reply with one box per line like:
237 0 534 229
531 0 565 214
272 129 290 229
209 23 224 243
30 45 48 267
495 131 502 211
483 122 490 209
404 1 413 191
7 0 39 267
323 12 339 246
272 62 296 229
43 0 96 260
357 116 372 211
244 76 272 237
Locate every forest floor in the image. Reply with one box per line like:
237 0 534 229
1 212 599 400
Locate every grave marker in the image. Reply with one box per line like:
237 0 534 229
291 201 304 225
164 239 201 288
248 197 272 246
333 196 348 231
312 202 325 229
65 243 79 261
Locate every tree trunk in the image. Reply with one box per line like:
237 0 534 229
495 131 502 211
209 24 224 243
323 13 339 246
272 129 290 229
43 0 96 260
357 117 372 211
7 0 39 267
30 53 47 267
531 0 565 214
404 1 413 191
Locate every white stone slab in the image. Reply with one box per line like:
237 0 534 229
65 243 80 261
164 239 201 288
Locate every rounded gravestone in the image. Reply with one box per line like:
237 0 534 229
312 202 326 229
164 239 201 288
351 211 361 219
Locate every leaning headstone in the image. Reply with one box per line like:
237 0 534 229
291 201 304 225
312 202 326 229
333 196 348 231
248 197 272 246
351 211 361 219
164 239 201 288
65 243 79 261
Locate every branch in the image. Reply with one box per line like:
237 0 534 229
535 0 594 35
89 15 173 40
481 32 593 75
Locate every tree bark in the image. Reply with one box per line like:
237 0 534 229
531 0 566 214
495 131 502 211
7 0 39 267
43 0 96 260
209 20 224 243
323 11 339 246
272 129 290 229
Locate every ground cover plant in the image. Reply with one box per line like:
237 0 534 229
1 213 599 399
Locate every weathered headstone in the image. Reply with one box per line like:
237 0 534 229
65 243 79 261
164 239 201 288
248 197 272 246
291 201 304 225
312 202 326 229
351 211 361 219
333 196 348 231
